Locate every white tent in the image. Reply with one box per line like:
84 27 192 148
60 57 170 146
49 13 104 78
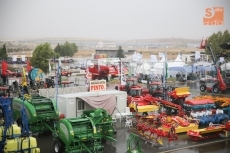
193 61 212 67
221 62 230 70
136 62 152 74
170 53 187 67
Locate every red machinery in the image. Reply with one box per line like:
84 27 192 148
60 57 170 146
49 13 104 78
142 82 163 97
115 78 141 93
200 39 230 93
61 70 72 76
127 87 185 117
187 121 230 140
167 87 191 105
200 78 218 92
130 116 178 145
88 64 110 81
108 65 128 78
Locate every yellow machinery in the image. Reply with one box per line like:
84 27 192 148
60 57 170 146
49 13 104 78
0 68 40 152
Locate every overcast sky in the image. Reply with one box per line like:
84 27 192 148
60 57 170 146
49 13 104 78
0 0 229 40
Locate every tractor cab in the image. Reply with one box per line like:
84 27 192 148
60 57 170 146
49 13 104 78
148 82 162 94
129 87 142 97
126 78 138 87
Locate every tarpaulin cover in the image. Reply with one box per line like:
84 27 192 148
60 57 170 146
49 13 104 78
185 99 214 105
80 94 116 115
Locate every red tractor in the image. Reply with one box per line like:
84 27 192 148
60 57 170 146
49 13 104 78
127 87 155 114
142 82 163 97
115 78 141 94
88 64 110 81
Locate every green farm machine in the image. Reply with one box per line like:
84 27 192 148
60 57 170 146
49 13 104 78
12 95 59 133
53 108 116 153
12 94 116 153
12 67 116 153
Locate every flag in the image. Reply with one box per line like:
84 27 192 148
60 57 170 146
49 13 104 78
120 61 126 85
27 59 32 72
48 60 51 73
1 61 7 76
165 62 168 78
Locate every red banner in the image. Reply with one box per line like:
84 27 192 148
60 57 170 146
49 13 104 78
27 60 32 72
1 61 8 76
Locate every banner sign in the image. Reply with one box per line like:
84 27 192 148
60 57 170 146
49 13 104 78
120 61 126 85
195 51 200 60
89 80 106 91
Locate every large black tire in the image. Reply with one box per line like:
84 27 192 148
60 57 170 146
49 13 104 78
115 86 118 90
212 85 219 93
200 85 206 92
53 139 65 153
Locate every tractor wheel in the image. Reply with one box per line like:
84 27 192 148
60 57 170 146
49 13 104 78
115 86 118 90
200 85 206 92
53 139 65 153
105 76 109 82
212 85 219 93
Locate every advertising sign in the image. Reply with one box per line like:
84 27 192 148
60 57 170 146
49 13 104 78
203 7 224 25
89 80 106 91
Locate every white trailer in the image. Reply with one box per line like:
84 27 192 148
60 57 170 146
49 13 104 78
57 90 127 118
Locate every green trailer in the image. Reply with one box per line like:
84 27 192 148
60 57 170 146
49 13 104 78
53 108 117 153
12 95 59 133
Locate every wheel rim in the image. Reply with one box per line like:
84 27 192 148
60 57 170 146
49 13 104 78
214 87 218 92
200 86 205 91
54 143 59 152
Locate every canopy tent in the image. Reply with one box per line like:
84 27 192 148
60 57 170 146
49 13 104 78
221 62 230 71
196 65 215 71
154 53 187 69
168 66 197 73
136 62 151 74
153 56 165 69
170 53 187 67
193 61 212 67
169 65 216 73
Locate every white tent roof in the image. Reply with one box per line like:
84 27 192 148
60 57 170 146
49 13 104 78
174 53 183 62
136 62 151 74
193 61 212 66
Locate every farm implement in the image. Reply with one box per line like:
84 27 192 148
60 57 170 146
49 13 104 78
187 121 230 140
128 115 178 146
53 108 116 153
0 97 40 153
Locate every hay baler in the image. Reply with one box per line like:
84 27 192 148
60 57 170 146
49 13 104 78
53 108 116 153
12 95 59 133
